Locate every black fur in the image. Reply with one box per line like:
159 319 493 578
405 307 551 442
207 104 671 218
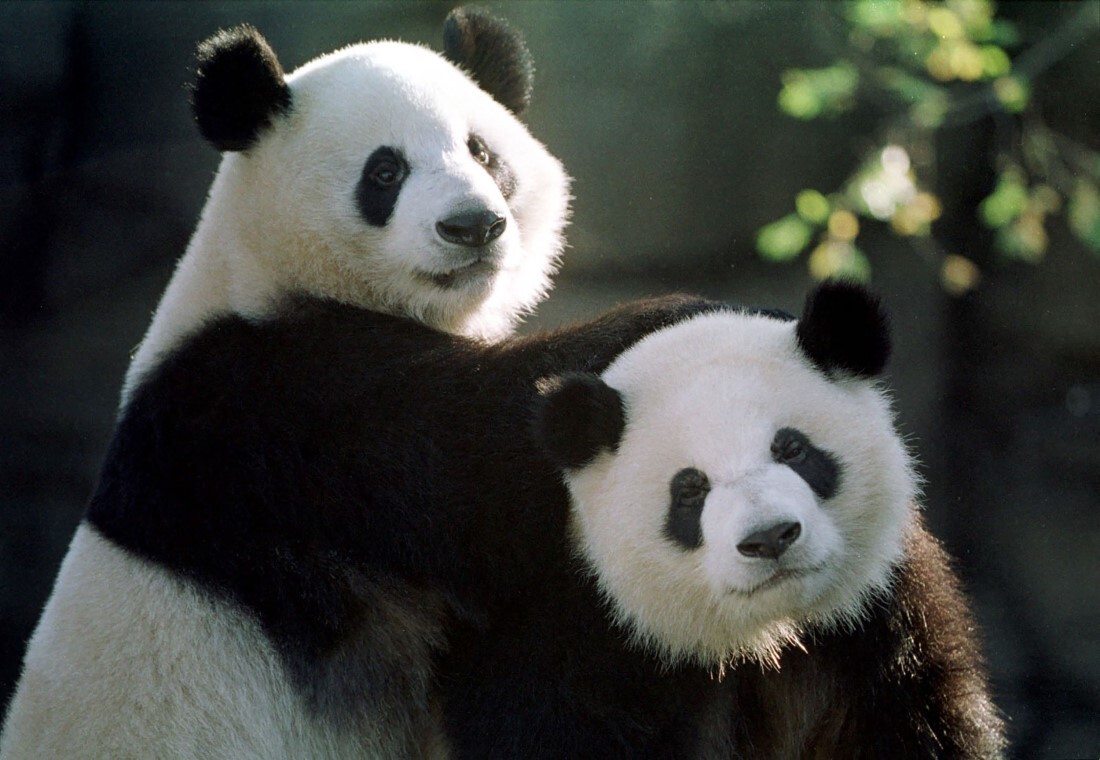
442 561 737 758
770 427 842 500
533 372 625 470
84 284 1002 756
731 521 1006 758
443 7 534 114
85 294 720 733
191 25 291 152
664 467 709 550
356 146 409 227
796 279 891 378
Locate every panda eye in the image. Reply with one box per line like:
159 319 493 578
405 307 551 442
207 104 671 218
665 467 708 550
670 467 710 508
468 135 491 166
771 429 807 464
369 159 403 187
363 147 407 190
781 440 806 463
770 427 842 500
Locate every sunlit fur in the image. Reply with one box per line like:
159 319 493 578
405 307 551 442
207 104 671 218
0 527 447 759
124 40 568 402
565 311 918 668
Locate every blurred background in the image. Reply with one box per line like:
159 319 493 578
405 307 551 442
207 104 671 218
1 1 1097 756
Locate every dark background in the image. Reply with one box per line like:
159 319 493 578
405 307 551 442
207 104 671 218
1 2 1097 756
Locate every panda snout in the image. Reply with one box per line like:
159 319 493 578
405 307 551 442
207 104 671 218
736 521 801 560
436 210 507 248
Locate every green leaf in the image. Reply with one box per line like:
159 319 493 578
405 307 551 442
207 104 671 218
993 76 1030 113
995 215 1047 263
980 45 1012 78
989 19 1021 47
910 91 949 128
795 190 831 224
1068 181 1100 254
980 172 1029 228
757 214 813 262
846 0 905 36
778 76 822 120
879 67 941 104
778 64 858 120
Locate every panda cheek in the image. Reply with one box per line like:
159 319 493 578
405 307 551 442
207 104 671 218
491 160 517 200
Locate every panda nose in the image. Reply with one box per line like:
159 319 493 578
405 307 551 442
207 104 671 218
436 210 507 247
737 521 801 560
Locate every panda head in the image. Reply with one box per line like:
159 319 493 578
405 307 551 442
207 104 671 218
534 282 918 667
189 8 569 340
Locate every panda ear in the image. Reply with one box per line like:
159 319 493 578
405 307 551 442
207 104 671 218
191 25 292 152
796 280 891 378
533 373 625 469
443 7 534 114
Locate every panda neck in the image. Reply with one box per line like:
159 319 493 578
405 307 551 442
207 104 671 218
121 206 266 409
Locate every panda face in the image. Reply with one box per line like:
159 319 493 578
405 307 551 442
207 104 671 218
133 16 569 402
219 40 567 341
664 427 840 553
126 19 567 404
540 285 917 667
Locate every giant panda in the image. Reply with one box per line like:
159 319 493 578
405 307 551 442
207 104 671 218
471 279 1003 758
2 7 574 758
124 7 569 403
0 290 717 758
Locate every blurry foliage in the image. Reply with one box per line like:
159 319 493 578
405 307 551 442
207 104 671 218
756 0 1100 292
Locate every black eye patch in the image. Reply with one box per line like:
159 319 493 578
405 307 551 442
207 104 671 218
770 428 841 500
468 133 516 199
664 467 709 551
355 146 409 227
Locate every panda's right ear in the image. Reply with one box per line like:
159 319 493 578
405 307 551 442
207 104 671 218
533 373 625 470
191 25 292 152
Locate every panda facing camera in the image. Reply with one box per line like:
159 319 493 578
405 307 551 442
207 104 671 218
125 8 569 400
443 281 1003 758
536 281 914 667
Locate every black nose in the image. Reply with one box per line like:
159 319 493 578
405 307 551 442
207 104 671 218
436 210 507 247
737 521 801 560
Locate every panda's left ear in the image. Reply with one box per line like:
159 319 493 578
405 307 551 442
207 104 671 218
443 7 534 114
533 373 625 469
796 279 892 378
191 25 292 152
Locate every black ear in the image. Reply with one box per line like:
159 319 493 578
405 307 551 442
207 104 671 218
191 25 292 152
443 7 534 114
796 280 891 378
533 373 625 470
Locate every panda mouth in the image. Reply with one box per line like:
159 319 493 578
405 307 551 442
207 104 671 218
422 258 499 289
731 567 817 597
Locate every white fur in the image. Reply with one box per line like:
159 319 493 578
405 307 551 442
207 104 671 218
566 311 918 667
0 525 444 760
124 39 569 403
5 37 559 758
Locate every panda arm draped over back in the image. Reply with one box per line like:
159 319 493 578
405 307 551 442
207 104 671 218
441 281 1005 758
0 289 720 758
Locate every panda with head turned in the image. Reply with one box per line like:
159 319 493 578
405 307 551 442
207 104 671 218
124 6 568 401
1 8 573 759
442 280 1005 758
